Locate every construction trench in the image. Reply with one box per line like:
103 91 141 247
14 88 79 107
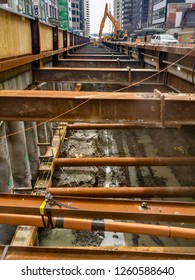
1 11 195 260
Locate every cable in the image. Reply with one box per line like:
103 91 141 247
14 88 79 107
0 46 195 140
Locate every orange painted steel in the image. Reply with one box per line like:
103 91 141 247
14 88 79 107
0 214 195 240
1 245 195 260
47 186 195 198
0 43 88 72
1 90 195 127
54 157 195 167
66 123 157 129
0 193 195 222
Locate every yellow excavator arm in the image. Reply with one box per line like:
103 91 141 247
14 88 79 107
107 9 120 33
98 3 120 40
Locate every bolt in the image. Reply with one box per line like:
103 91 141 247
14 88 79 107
141 202 148 209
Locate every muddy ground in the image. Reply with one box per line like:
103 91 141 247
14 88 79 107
38 126 195 247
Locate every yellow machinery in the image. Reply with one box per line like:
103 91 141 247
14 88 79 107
98 3 127 41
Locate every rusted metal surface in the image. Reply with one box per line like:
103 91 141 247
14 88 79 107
73 51 123 54
34 68 164 84
56 59 141 68
138 44 195 57
67 54 130 59
54 157 195 167
34 67 132 84
165 94 195 126
1 245 195 260
166 73 195 93
165 62 195 85
0 193 195 222
0 54 43 73
47 186 195 198
66 123 160 129
0 44 88 72
106 41 195 57
0 90 195 126
0 214 195 240
0 90 162 123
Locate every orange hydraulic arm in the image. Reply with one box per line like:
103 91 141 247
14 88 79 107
98 3 120 40
107 8 120 32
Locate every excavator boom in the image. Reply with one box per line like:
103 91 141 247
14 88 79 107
98 3 121 40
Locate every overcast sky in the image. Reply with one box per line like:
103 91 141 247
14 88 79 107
89 0 113 34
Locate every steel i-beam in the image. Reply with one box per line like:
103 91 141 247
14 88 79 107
1 245 195 260
0 193 195 222
0 91 195 126
55 59 141 68
33 68 163 85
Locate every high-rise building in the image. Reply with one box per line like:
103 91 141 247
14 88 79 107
122 0 149 33
70 0 89 35
113 0 122 28
83 0 90 36
71 0 80 30
151 0 186 29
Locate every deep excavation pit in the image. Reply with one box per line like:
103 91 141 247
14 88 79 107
37 82 195 248
37 125 195 247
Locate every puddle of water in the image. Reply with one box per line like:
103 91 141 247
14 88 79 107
38 229 75 247
101 232 126 246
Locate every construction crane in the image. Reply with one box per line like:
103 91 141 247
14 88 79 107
98 3 127 42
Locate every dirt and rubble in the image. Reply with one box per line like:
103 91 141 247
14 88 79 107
38 125 195 248
38 68 195 248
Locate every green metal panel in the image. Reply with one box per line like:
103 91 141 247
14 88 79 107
59 0 68 29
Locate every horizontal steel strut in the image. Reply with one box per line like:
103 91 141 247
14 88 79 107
0 90 195 126
47 186 195 198
0 193 195 222
0 214 195 240
55 59 141 68
1 245 195 260
54 157 195 167
33 67 164 85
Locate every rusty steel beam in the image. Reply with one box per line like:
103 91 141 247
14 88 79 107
1 214 195 240
0 54 43 73
0 43 89 72
56 59 141 68
34 67 131 84
67 54 130 59
0 193 195 222
1 245 195 260
139 44 195 57
0 90 195 126
165 94 195 126
105 42 195 57
47 186 195 198
54 157 195 167
73 51 123 54
0 90 161 123
66 123 160 129
34 68 163 84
